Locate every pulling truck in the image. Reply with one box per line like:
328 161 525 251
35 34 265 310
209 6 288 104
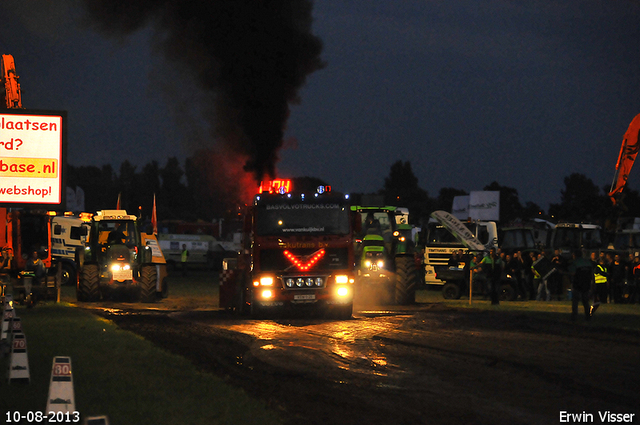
351 206 417 305
220 181 355 319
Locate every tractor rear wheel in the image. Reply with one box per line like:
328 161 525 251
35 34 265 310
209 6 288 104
395 256 417 305
78 264 100 302
139 265 158 303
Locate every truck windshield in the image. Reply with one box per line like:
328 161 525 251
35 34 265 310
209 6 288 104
613 232 640 250
501 229 536 250
553 227 603 250
256 201 350 236
426 222 490 246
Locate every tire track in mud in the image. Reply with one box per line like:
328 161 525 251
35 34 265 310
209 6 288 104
95 306 640 425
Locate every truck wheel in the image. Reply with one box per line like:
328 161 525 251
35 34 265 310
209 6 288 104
500 284 516 301
395 256 417 305
442 282 462 300
139 265 158 303
333 303 353 320
250 300 265 319
61 263 76 286
78 264 100 302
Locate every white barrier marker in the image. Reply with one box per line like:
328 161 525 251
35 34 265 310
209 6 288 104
11 316 23 335
46 356 76 413
1 295 15 344
84 416 110 425
8 333 30 383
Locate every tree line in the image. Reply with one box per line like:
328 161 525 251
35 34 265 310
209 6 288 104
375 161 640 230
67 158 640 230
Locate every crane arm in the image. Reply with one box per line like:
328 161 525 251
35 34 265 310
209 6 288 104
1 54 23 109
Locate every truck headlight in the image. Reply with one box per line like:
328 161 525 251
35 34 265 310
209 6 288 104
335 275 349 284
260 276 274 286
336 286 350 297
252 275 274 287
261 289 273 299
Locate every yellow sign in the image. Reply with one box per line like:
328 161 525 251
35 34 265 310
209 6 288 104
0 158 58 178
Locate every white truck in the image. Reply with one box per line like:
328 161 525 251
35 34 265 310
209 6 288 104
422 211 498 287
157 233 241 270
52 215 89 285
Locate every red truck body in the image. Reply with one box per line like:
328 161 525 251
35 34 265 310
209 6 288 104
220 186 355 318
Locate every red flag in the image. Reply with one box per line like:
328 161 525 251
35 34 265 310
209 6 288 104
151 193 158 235
609 113 640 205
116 192 121 210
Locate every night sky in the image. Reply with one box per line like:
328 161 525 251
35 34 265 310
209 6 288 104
2 0 640 211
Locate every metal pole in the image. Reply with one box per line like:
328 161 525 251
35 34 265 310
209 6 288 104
469 267 473 305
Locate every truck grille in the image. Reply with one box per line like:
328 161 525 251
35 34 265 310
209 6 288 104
282 276 326 289
260 248 349 271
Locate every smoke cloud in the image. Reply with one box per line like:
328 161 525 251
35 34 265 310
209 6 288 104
80 0 324 185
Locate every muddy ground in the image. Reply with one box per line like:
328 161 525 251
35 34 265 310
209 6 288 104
94 299 640 425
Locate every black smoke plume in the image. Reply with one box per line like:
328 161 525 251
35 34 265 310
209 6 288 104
80 0 324 184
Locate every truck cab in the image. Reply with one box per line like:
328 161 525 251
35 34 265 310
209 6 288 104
52 215 89 285
220 183 355 318
422 218 498 287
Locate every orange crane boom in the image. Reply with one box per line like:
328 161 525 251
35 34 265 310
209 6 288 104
1 54 23 109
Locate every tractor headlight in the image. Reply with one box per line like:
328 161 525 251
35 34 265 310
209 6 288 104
377 260 384 268
364 260 372 268
110 264 130 272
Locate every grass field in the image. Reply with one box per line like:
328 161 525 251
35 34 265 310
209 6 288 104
0 271 280 425
415 287 640 332
2 271 639 424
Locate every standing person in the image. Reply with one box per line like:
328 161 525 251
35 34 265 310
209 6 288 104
532 252 550 301
181 244 189 277
506 253 522 298
594 257 609 304
549 249 565 300
517 250 531 299
568 250 594 321
609 254 626 304
25 250 46 285
479 248 502 305
632 255 640 304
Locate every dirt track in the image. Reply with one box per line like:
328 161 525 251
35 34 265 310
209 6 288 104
96 301 640 425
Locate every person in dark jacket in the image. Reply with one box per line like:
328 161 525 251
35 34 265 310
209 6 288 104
479 248 503 305
568 250 594 321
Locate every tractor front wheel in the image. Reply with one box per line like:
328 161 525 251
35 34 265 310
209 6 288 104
78 264 100 302
395 256 417 305
139 265 158 303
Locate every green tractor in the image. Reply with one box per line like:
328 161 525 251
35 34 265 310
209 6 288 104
351 206 417 304
75 210 158 302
